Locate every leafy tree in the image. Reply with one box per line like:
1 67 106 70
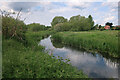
99 25 102 30
92 24 98 30
69 15 94 31
88 15 94 29
53 22 72 31
69 15 84 22
27 23 47 31
51 15 95 31
105 22 113 28
51 16 67 27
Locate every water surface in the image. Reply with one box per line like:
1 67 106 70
39 36 119 78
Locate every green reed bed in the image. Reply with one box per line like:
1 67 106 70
3 30 88 78
52 30 119 58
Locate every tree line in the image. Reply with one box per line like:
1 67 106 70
51 15 120 31
51 15 94 31
27 23 51 32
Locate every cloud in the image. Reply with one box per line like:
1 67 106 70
66 2 91 10
0 2 10 11
49 7 70 13
102 2 118 12
0 2 118 26
0 2 51 12
8 2 40 12
49 2 92 14
104 16 115 22
95 12 117 25
106 0 119 2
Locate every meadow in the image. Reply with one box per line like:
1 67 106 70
52 30 119 58
2 30 88 78
2 11 119 78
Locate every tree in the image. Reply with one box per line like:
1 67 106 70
52 15 95 31
99 25 102 30
51 16 67 27
27 23 47 31
69 15 94 31
88 15 94 29
105 22 113 28
92 24 98 30
53 22 71 31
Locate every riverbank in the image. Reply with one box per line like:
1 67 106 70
3 30 88 78
52 30 119 58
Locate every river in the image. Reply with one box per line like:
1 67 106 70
38 35 120 78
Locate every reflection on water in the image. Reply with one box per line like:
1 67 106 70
38 36 120 78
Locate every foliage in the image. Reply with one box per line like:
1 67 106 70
27 23 48 32
51 16 67 27
105 22 113 28
52 30 119 58
2 11 27 44
3 30 88 78
88 15 94 29
115 26 120 30
52 15 95 31
92 24 98 30
69 15 94 31
100 27 105 31
99 25 102 29
54 22 72 32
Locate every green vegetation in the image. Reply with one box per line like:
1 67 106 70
2 14 27 44
52 15 94 31
27 23 51 32
51 16 67 27
2 9 119 78
2 11 88 78
52 30 119 58
3 30 88 78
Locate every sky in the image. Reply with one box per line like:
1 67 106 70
0 0 119 26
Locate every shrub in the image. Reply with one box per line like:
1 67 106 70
32 25 45 32
2 15 27 43
27 23 47 32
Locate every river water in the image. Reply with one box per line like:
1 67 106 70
39 35 120 78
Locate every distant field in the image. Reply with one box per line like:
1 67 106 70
52 30 119 58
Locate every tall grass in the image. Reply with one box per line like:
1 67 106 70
3 30 88 78
52 30 119 58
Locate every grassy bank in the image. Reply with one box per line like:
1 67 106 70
3 30 88 78
52 30 119 58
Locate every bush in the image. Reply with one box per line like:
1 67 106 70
115 26 120 30
2 15 27 43
27 23 47 32
32 25 45 32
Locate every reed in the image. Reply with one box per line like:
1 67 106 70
52 30 119 58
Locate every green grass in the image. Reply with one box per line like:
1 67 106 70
3 30 88 78
52 30 119 58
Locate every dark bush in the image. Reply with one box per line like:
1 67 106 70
2 14 27 43
27 23 47 32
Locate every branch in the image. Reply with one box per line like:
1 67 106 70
16 8 22 20
23 17 26 21
0 9 3 16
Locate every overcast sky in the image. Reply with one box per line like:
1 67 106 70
0 0 119 26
